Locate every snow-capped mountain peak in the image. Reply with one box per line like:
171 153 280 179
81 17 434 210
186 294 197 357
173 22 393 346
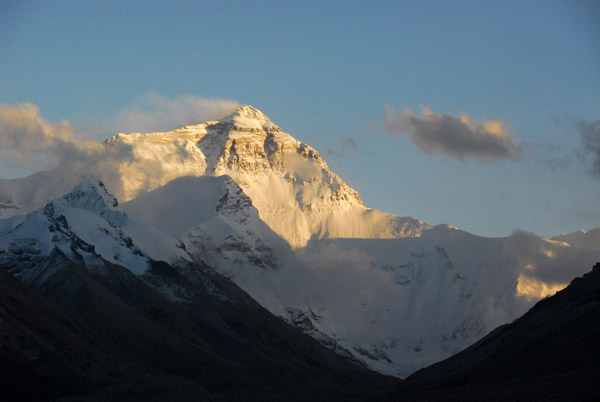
0 177 189 281
55 175 124 220
221 105 280 131
0 106 429 246
93 106 428 246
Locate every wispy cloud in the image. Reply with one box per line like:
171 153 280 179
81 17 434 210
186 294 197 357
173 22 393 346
384 105 521 163
357 114 379 131
325 137 372 158
0 102 135 195
575 118 600 178
109 92 241 134
543 115 600 179
0 95 242 198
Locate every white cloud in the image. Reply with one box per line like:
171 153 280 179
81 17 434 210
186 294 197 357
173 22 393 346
505 230 598 287
282 152 321 181
0 95 243 190
384 105 521 163
109 92 241 134
0 102 101 173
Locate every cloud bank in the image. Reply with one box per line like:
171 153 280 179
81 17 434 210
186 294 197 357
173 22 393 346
0 95 242 197
0 102 136 196
110 93 241 134
384 105 521 163
0 102 102 172
0 94 241 172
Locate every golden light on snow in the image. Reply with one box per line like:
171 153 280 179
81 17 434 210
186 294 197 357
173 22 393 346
516 274 567 300
543 238 571 247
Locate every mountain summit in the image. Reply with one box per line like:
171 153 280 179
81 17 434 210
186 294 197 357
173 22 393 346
222 105 280 130
0 105 428 247
102 106 429 246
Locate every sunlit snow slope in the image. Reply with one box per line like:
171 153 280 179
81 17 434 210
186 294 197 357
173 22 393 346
0 106 428 247
109 106 432 247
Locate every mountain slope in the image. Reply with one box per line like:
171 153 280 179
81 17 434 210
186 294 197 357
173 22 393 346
121 175 292 275
0 258 397 402
0 262 120 402
375 262 600 401
117 174 600 378
0 180 397 401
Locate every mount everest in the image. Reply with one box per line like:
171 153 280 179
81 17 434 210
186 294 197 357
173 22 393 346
1 106 427 247
1 106 599 379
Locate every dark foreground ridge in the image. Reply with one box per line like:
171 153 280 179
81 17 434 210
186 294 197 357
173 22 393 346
371 262 600 401
0 253 397 402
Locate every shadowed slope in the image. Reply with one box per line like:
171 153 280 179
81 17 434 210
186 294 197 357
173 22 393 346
0 252 398 402
373 262 600 401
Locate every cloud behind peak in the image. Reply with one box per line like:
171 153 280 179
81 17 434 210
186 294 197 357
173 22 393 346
110 93 241 134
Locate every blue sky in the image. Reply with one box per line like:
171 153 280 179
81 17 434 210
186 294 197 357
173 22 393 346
1 0 599 237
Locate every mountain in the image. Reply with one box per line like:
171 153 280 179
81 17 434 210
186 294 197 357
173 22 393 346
0 167 92 219
121 175 292 275
113 170 585 377
1 106 599 378
0 177 396 401
105 105 429 247
0 106 428 247
373 262 600 401
0 177 184 279
261 228 599 377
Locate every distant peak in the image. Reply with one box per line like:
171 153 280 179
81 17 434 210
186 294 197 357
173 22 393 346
60 176 121 213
